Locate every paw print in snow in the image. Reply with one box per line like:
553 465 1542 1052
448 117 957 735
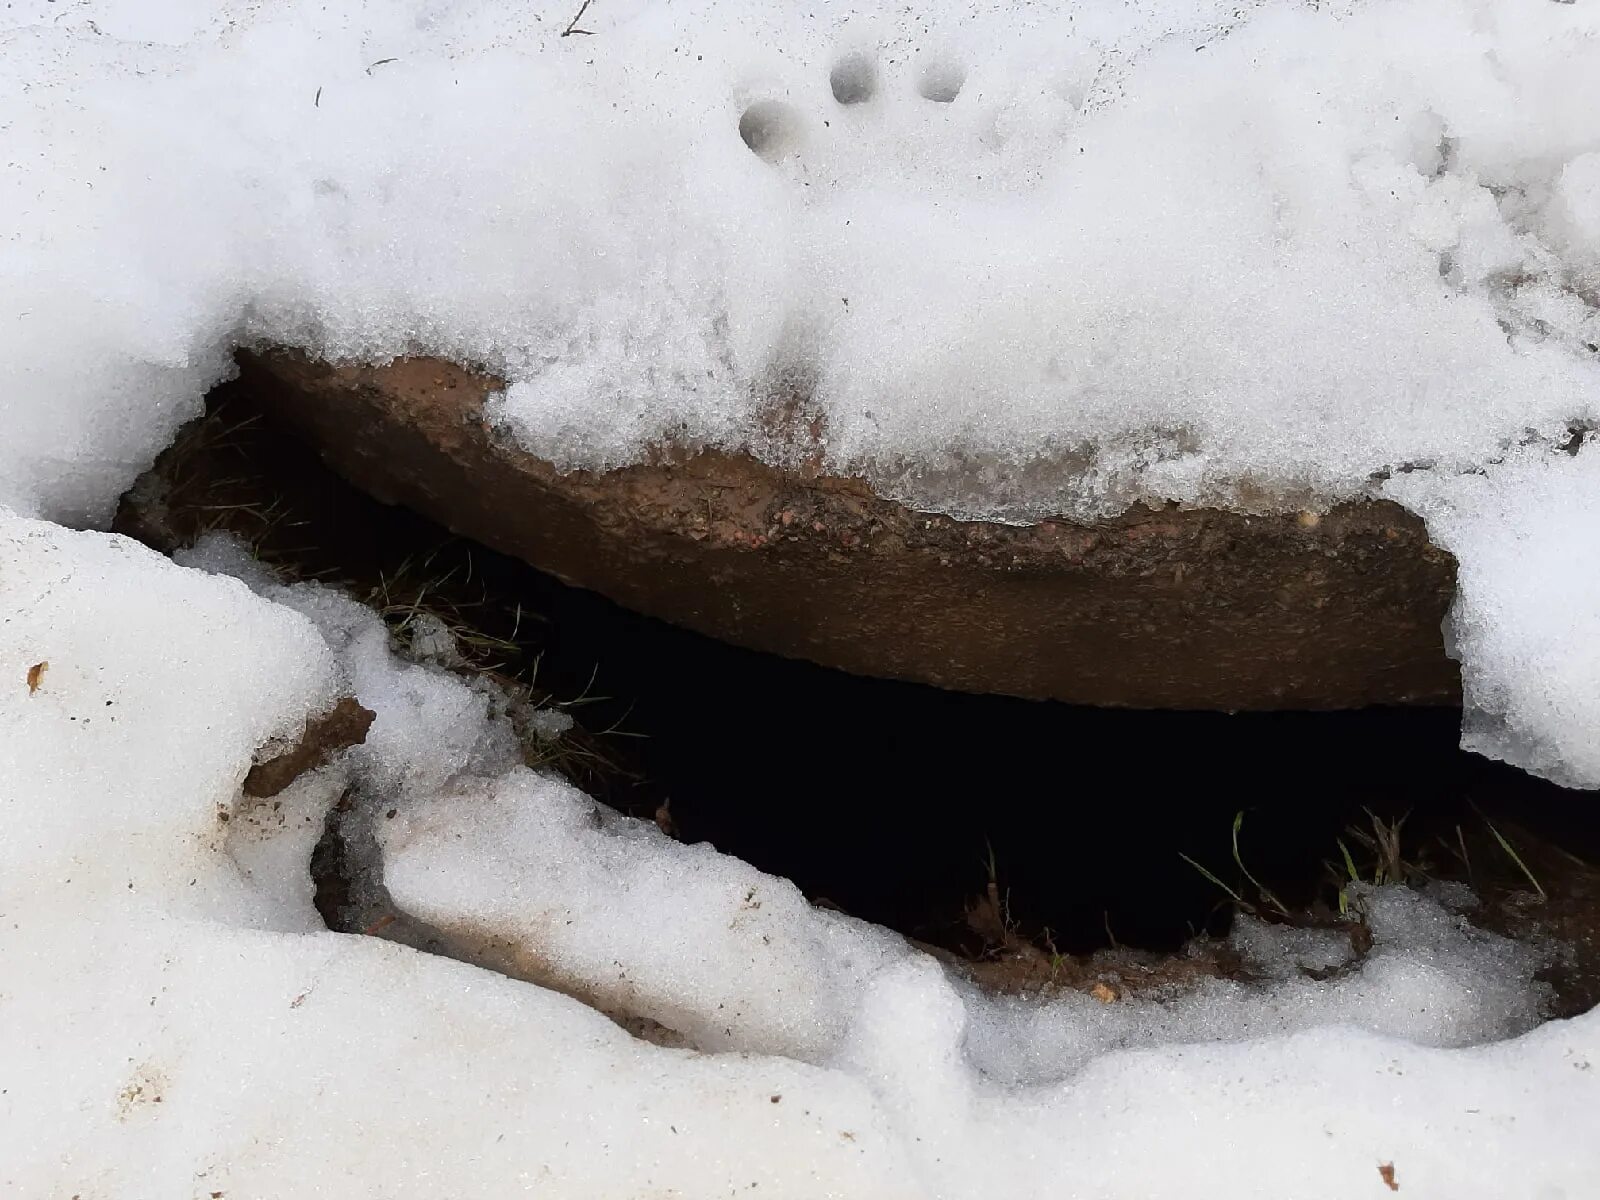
736 46 1083 197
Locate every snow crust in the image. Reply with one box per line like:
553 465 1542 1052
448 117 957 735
5 510 1599 1197
4 0 1600 523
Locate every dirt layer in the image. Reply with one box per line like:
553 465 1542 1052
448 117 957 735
114 376 1600 1018
240 351 1461 710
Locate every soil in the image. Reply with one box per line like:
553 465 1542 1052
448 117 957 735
238 350 1461 710
244 697 376 798
938 815 1600 1010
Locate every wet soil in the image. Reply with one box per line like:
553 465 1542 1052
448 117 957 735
115 374 1600 1013
245 350 1460 710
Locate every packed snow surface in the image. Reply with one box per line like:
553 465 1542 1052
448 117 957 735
6 1 1600 1193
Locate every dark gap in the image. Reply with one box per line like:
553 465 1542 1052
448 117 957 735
117 376 1600 1007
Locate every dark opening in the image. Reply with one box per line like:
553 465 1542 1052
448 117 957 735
116 373 1600 1007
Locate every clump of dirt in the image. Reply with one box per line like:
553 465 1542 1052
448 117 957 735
938 809 1600 1012
1458 820 1600 1019
245 697 376 798
917 869 1249 1001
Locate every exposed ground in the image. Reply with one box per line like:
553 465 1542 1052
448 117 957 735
114 373 1600 1015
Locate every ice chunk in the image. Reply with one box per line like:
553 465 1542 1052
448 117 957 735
1389 443 1600 788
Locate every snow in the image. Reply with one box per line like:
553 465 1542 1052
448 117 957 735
383 772 1552 1073
1389 445 1600 789
4 509 1599 1197
6 0 1600 1192
0 512 921 1199
5 0 1600 522
5 0 1600 780
177 534 526 800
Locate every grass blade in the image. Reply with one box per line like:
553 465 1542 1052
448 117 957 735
1232 811 1290 917
1485 819 1546 901
1179 852 1247 908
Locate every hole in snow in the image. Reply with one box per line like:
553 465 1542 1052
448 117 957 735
829 51 878 106
116 369 1600 1017
738 100 805 163
918 58 966 104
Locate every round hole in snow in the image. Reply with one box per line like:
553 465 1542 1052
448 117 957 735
918 58 966 103
829 51 878 106
738 100 804 163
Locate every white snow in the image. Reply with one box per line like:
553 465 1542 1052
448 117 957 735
4 0 1600 521
1389 444 1600 788
7 0 1600 1192
4 510 1600 1198
0 511 922 1199
177 533 526 800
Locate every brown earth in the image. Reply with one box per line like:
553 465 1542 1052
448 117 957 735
244 696 376 798
240 350 1459 710
109 373 1599 1023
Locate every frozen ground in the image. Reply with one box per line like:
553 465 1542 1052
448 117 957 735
4 0 1600 1195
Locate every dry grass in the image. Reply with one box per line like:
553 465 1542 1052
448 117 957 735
116 389 638 795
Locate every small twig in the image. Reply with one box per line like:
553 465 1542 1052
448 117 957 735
561 0 596 36
365 57 398 75
314 85 322 107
